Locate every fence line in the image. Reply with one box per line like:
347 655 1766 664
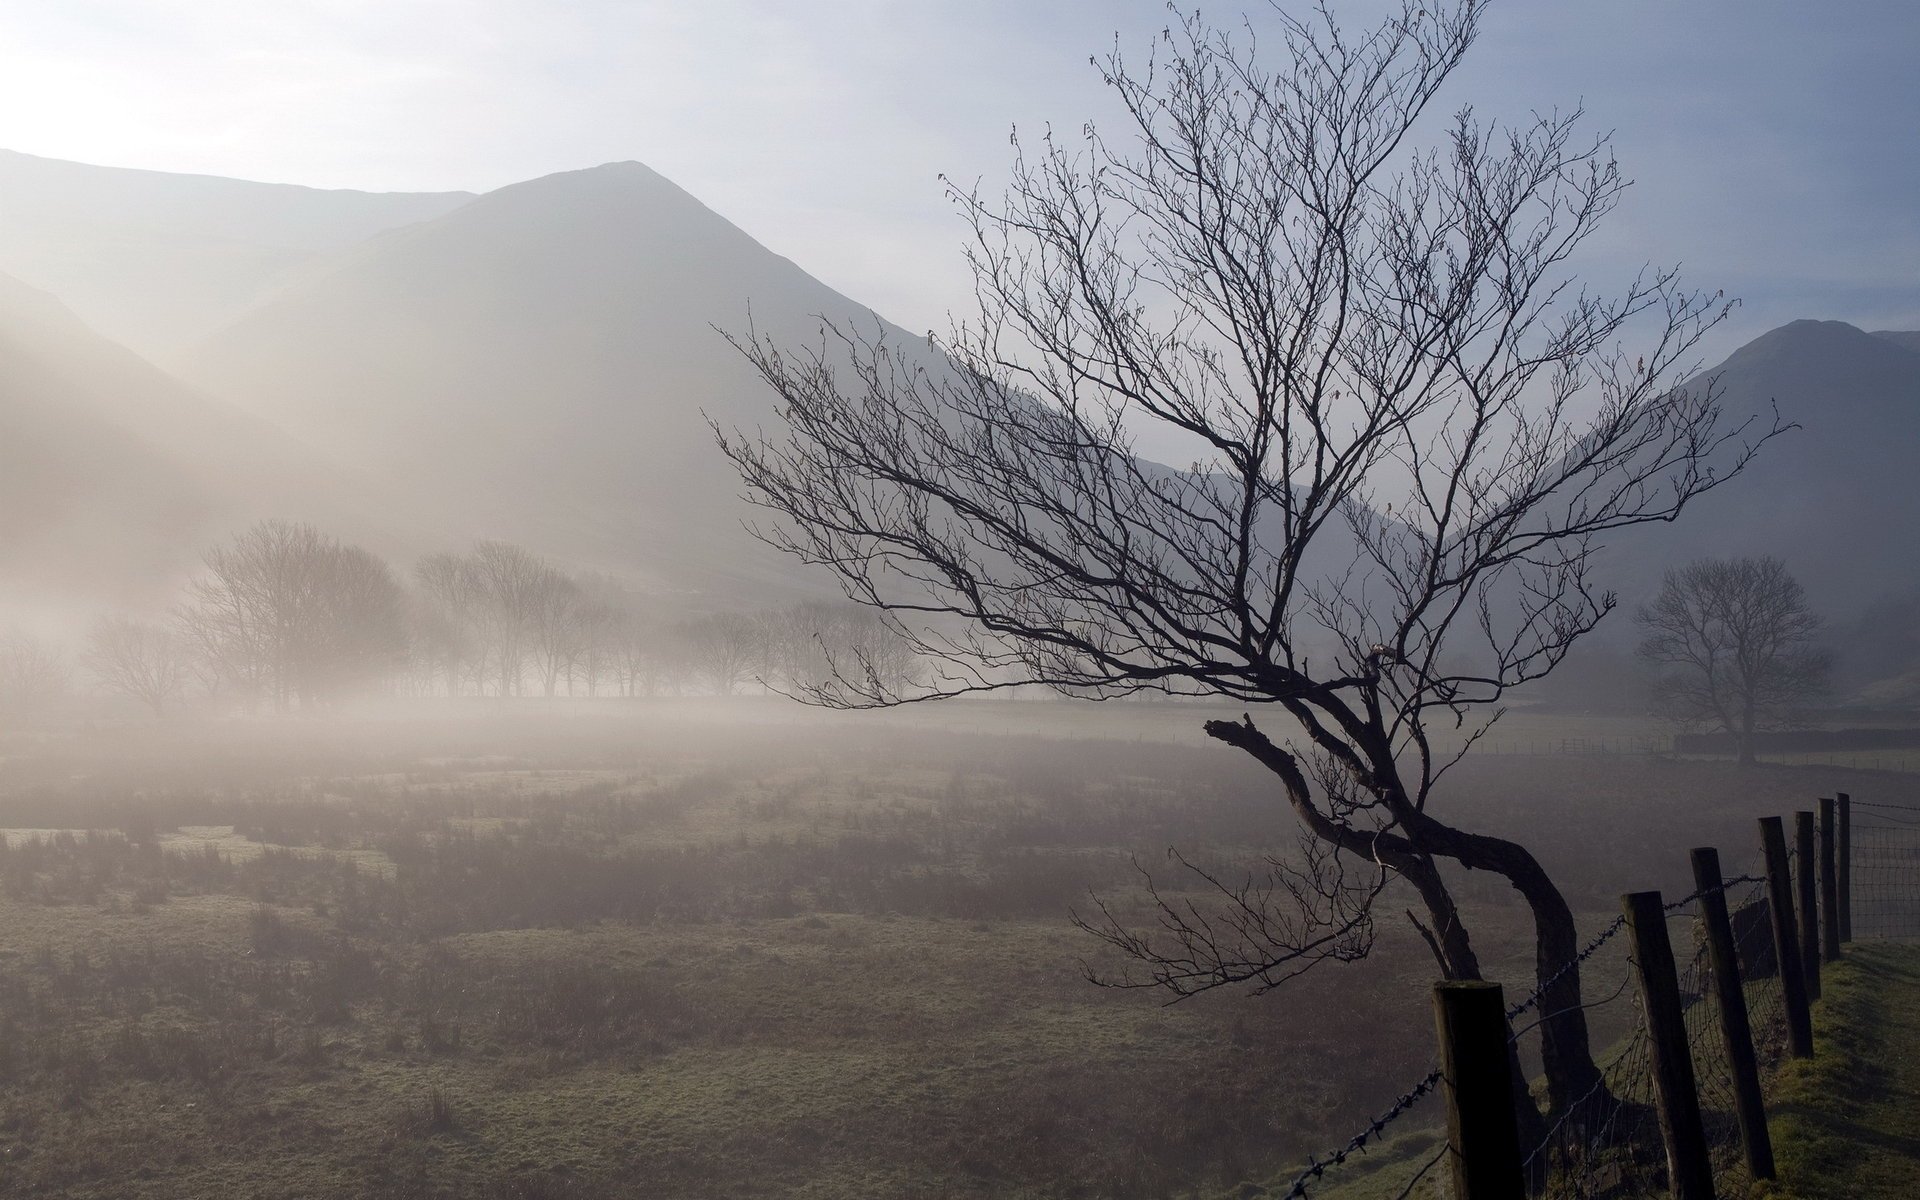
1263 791 1914 1197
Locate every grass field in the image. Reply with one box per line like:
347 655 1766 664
1769 942 1920 1198
0 700 1906 1197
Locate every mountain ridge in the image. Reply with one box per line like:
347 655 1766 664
3 151 1916 655
0 148 476 358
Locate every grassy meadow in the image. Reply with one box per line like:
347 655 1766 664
0 700 1905 1198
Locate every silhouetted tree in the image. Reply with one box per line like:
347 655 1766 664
1637 556 1830 764
718 0 1781 1115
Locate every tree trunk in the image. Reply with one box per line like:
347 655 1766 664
1412 817 1607 1118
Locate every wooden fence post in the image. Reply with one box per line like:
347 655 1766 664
1758 816 1814 1057
1837 792 1852 942
1433 982 1525 1200
1689 848 1775 1179
1794 810 1821 1000
1622 891 1715 1200
1819 798 1841 964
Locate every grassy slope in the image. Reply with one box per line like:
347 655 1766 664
1768 941 1920 1199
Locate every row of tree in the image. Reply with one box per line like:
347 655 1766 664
2 519 920 717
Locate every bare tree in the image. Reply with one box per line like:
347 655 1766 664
764 602 924 698
526 567 584 698
179 520 405 710
83 617 191 716
0 630 68 719
416 542 563 697
1636 556 1829 764
717 0 1782 1114
679 612 766 696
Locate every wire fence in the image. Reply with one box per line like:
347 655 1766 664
1261 792 1917 1199
1854 800 1920 941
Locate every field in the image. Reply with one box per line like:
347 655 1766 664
0 699 1904 1198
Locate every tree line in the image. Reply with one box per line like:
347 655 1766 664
2 519 920 716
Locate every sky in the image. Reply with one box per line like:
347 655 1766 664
1 0 1916 354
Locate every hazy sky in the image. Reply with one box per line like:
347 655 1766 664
2 0 1916 350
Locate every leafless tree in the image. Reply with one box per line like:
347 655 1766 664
763 602 924 699
416 542 561 697
179 520 405 710
526 567 584 698
717 0 1782 1114
0 630 68 719
679 612 766 696
1637 557 1829 764
404 586 474 697
83 617 191 716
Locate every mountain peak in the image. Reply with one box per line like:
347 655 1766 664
1711 317 1920 385
456 158 729 229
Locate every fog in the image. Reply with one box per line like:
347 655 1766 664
2 3 1918 1197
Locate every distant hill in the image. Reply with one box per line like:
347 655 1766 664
0 271 415 615
1871 329 1920 356
4 150 1915 658
1605 320 1920 617
0 272 217 608
180 161 902 603
0 149 472 360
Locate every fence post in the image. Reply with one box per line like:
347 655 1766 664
1689 848 1776 1180
1622 891 1716 1200
1837 792 1852 942
1794 810 1821 1000
1819 798 1841 963
1433 982 1525 1200
1758 816 1814 1056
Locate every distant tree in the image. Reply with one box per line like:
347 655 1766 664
764 602 923 698
179 520 405 710
403 588 474 697
0 631 68 718
416 542 557 697
83 617 191 716
680 612 766 696
1637 556 1830 763
717 0 1783 1115
526 567 585 698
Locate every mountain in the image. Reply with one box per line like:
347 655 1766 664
10 150 1914 651
1608 320 1920 616
0 273 217 608
180 161 900 602
0 149 473 360
0 270 409 614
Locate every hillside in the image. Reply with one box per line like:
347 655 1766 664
1872 329 1920 356
3 150 1914 635
0 149 473 360
180 161 900 602
1597 320 1920 620
0 274 217 609
0 271 407 614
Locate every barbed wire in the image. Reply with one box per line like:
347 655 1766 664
1502 875 1763 1028
1274 806 1904 1198
1277 1066 1442 1199
1850 798 1920 813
